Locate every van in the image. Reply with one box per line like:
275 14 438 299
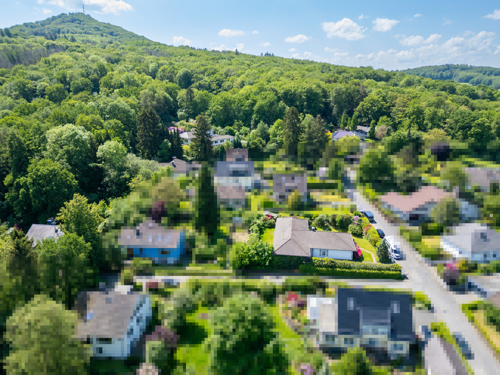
384 236 401 260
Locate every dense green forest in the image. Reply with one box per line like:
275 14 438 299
404 64 500 89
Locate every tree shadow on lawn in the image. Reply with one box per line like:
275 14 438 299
179 320 209 346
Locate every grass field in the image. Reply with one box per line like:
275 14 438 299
422 236 441 248
473 310 500 355
262 228 275 245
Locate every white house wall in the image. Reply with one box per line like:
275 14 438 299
311 248 353 261
90 337 126 358
215 177 253 190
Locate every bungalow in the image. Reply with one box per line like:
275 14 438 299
226 148 249 162
467 274 500 299
216 185 246 210
26 219 64 247
441 223 500 263
212 134 235 146
273 217 357 261
332 131 360 142
118 220 186 264
464 167 500 193
424 335 468 375
75 285 152 359
356 125 370 137
272 173 308 203
158 157 200 176
310 288 414 359
215 161 255 190
179 131 196 145
379 186 479 225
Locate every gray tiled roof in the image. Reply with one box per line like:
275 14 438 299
215 161 254 177
226 148 249 162
424 336 468 375
465 167 500 191
180 132 195 140
217 185 246 200
357 126 370 134
335 288 414 341
75 291 145 339
442 223 500 254
26 224 64 247
273 217 356 257
332 131 357 140
488 291 500 309
212 134 235 142
119 220 182 248
468 275 500 295
273 173 307 194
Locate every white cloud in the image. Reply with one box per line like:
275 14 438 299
42 8 52 13
172 36 191 45
291 53 300 58
235 43 244 51
252 30 259 34
334 52 349 57
258 42 271 46
443 19 452 25
484 9 500 20
38 0 133 14
358 14 366 20
212 44 229 51
289 48 296 52
495 45 500 54
322 18 365 41
424 34 441 44
324 47 340 52
372 18 399 32
284 34 310 43
400 35 424 46
414 14 422 18
218 29 245 37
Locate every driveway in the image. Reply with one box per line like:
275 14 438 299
343 170 500 375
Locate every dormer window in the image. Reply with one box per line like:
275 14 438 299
149 235 152 243
481 232 487 241
392 301 400 314
347 298 354 310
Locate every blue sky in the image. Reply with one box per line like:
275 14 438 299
2 0 500 70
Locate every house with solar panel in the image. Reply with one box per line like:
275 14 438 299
118 220 186 264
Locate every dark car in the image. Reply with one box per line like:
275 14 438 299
360 211 375 222
376 229 385 239
453 333 473 359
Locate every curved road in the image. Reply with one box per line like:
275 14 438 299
344 169 500 375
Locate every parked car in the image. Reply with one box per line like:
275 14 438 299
376 229 385 239
453 333 473 359
419 325 432 340
384 236 401 260
360 211 374 222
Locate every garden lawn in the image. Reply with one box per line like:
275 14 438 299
473 310 500 356
352 236 379 262
262 228 275 246
313 193 351 203
422 236 441 248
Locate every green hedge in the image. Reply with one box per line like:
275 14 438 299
299 264 403 279
310 257 401 271
307 181 338 189
462 301 500 360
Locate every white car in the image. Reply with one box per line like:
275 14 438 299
384 236 401 260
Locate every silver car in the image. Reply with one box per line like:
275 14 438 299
384 236 401 260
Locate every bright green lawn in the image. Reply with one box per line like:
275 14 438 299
351 236 379 262
262 228 275 245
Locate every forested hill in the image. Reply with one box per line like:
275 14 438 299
403 64 500 90
0 13 150 68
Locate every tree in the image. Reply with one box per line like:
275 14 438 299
340 112 348 129
423 128 451 146
304 115 329 155
37 234 92 309
158 139 171 162
137 107 163 160
97 140 129 197
431 198 461 227
441 162 468 192
7 131 29 179
350 111 359 131
5 294 90 374
205 293 287 374
328 157 344 181
376 240 391 264
368 120 376 139
357 148 394 189
288 189 302 211
194 163 219 236
191 113 213 161
176 69 193 89
333 348 374 375
6 159 79 225
482 193 500 227
283 107 301 155
45 83 67 103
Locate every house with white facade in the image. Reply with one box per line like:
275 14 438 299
273 217 357 260
211 134 234 146
441 223 500 263
467 274 500 299
272 173 308 203
215 161 255 190
308 288 414 359
75 286 152 359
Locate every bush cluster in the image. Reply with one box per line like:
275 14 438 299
299 264 403 279
310 257 401 271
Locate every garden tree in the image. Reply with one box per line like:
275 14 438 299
45 83 67 103
376 240 391 264
269 119 283 146
158 139 171 162
482 193 500 227
394 165 421 194
333 348 375 374
230 235 274 269
176 68 193 89
340 112 348 129
368 120 376 139
430 198 460 227
36 233 92 309
283 106 301 155
191 113 213 161
169 129 184 160
328 157 345 181
137 107 163 160
350 111 359 131
205 293 288 374
97 140 129 197
5 294 90 375
335 135 361 156
233 133 243 148
288 189 302 211
151 177 186 219
44 124 96 193
255 121 270 143
329 84 362 123
161 287 195 333
194 163 219 236
7 131 29 179
440 162 468 192
358 148 394 189
56 193 103 264
375 125 389 140
304 115 329 156
423 128 451 146
6 159 79 225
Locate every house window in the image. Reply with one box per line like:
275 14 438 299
344 338 354 346
97 338 111 345
160 250 170 255
96 347 103 354
127 328 134 336
325 334 335 342
139 248 143 255
392 301 400 314
149 235 152 243
322 250 327 257
347 298 354 311
392 343 404 351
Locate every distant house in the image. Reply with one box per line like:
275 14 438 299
158 157 200 176
217 185 246 210
272 173 307 203
487 291 500 310
468 274 500 299
215 161 255 190
379 186 479 224
464 167 500 193
180 131 196 145
317 167 328 180
180 131 234 147
309 288 414 359
332 131 359 142
356 125 370 137
424 335 468 375
75 286 152 359
26 219 64 247
212 134 234 146
441 223 500 263
273 217 357 260
118 220 186 264
226 148 249 162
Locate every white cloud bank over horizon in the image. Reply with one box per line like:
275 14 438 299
284 34 310 43
218 29 245 37
37 0 133 14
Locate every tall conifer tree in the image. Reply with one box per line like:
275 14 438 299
283 107 301 155
194 163 219 236
137 107 162 160
191 114 213 161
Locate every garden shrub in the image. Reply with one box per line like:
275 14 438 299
282 277 327 295
299 264 403 279
413 291 432 310
421 222 444 236
328 214 337 227
133 282 143 292
336 214 353 230
269 254 308 270
310 257 401 271
349 223 363 237
121 268 134 285
366 227 382 246
131 258 154 275
376 241 391 263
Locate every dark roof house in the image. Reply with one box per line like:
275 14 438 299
26 223 64 247
158 157 200 176
215 161 254 178
465 167 500 192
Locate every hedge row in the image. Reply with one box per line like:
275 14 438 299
299 264 404 279
462 301 500 360
310 257 401 271
307 181 338 190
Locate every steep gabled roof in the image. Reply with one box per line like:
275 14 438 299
26 224 64 247
442 223 500 253
380 185 455 213
119 220 182 249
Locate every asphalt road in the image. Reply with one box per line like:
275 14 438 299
343 169 500 375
